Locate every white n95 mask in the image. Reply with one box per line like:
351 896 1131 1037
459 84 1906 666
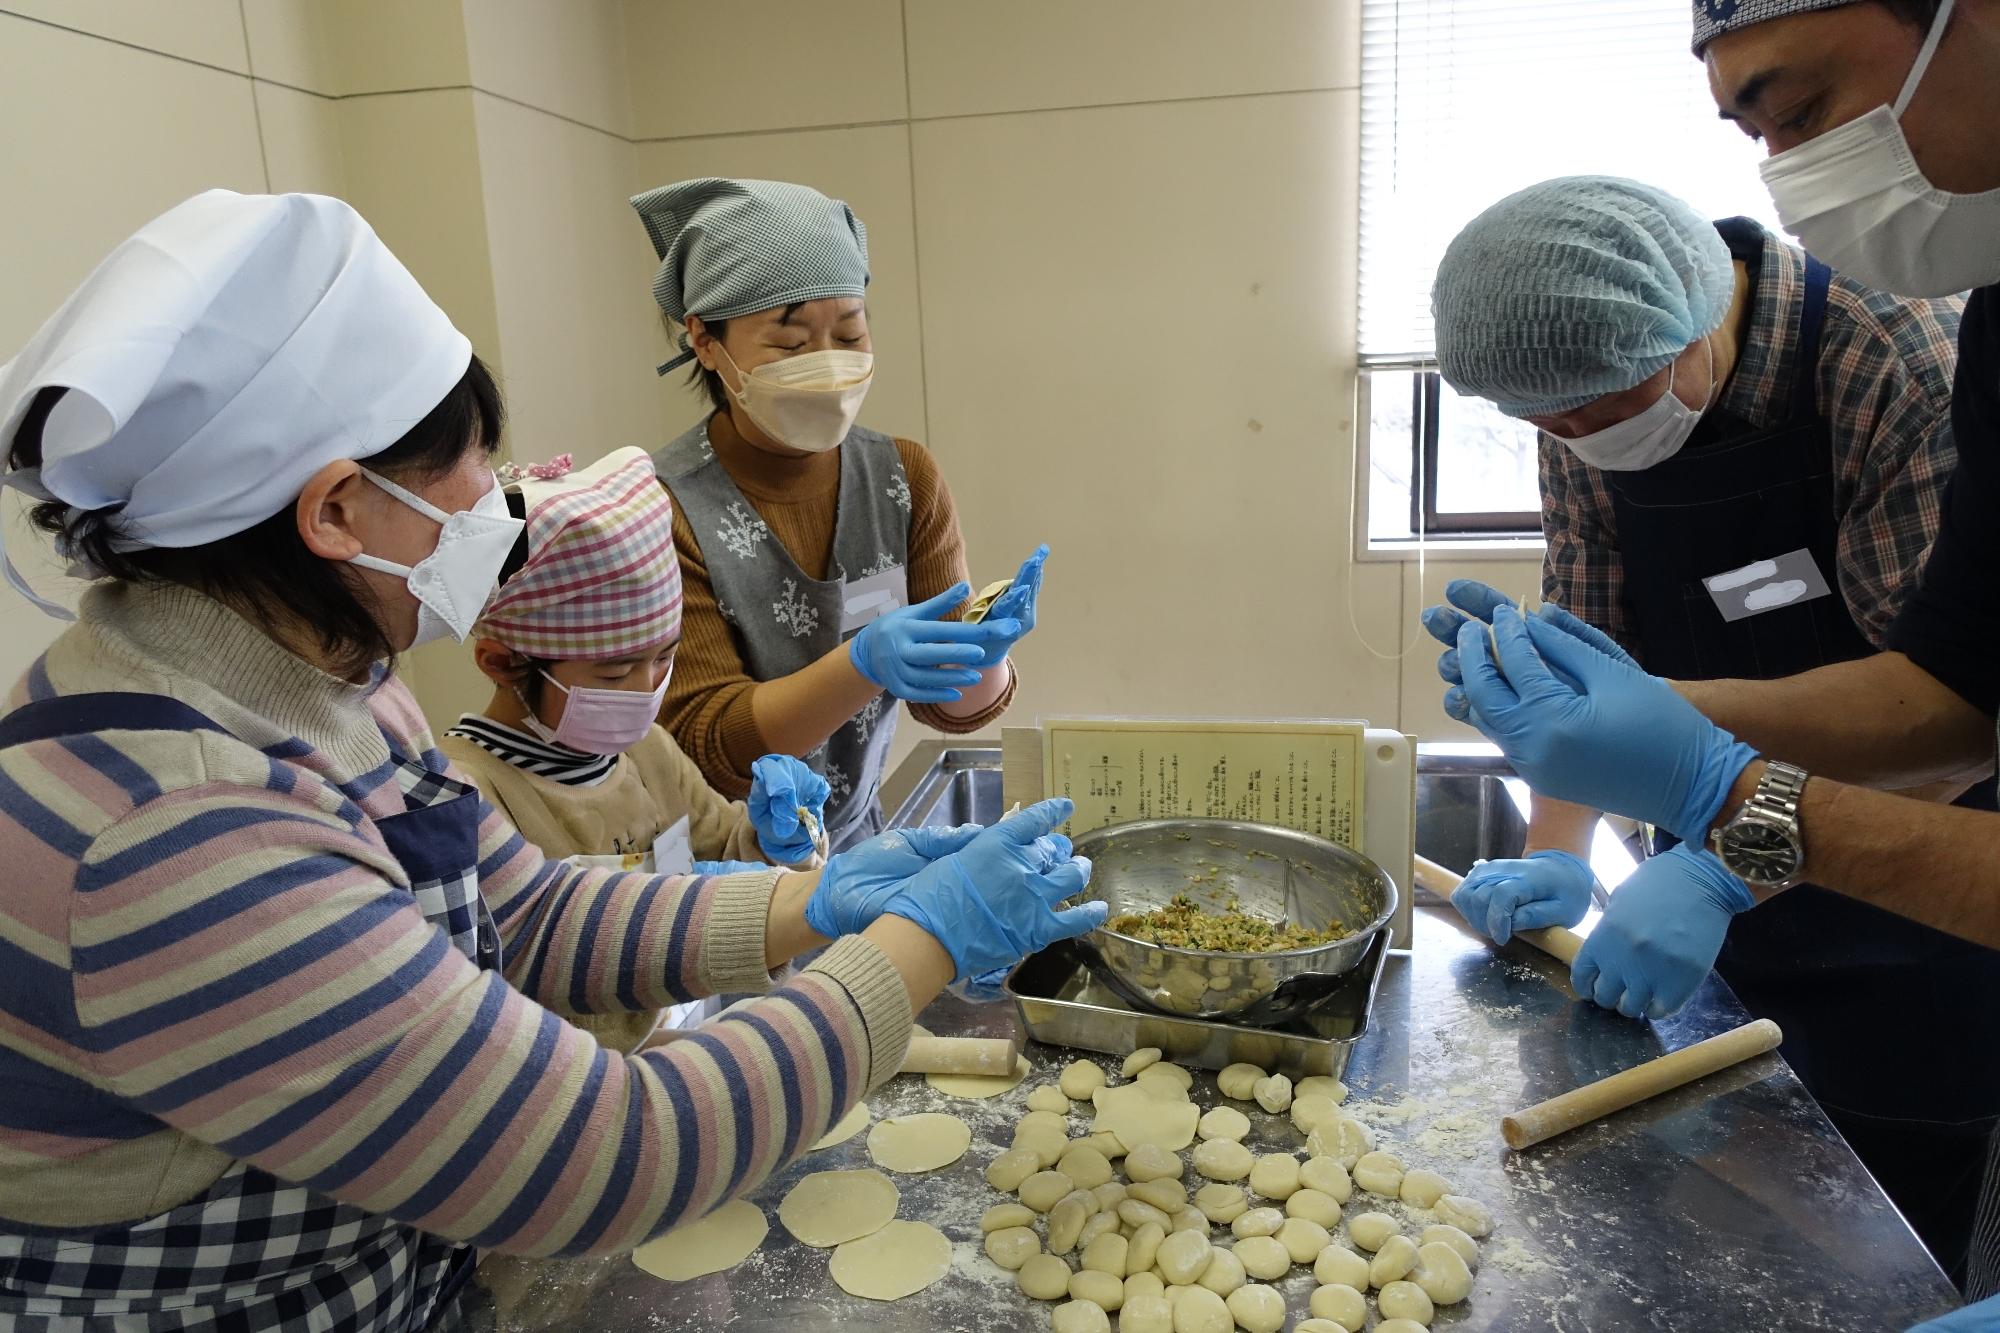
348 470 524 649
1562 340 1714 473
718 346 873 453
1760 0 2000 298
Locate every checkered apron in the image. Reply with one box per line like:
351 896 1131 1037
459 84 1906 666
0 696 500 1332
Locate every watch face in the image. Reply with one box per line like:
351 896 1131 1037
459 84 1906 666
1722 819 1800 882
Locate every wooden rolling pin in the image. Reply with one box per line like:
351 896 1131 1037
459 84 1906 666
900 1034 1020 1077
1501 1018 1784 1150
1413 854 1585 965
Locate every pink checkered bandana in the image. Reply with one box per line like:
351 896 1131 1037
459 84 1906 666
474 446 682 659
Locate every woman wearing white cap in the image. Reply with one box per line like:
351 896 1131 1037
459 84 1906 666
0 190 1103 1329
631 178 1047 852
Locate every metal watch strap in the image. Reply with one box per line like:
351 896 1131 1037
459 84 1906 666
1744 760 1808 825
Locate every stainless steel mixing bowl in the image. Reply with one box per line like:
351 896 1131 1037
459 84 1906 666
1072 818 1398 1019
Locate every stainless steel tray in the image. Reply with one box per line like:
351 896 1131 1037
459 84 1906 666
1004 929 1389 1080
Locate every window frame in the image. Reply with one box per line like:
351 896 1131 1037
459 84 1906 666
1411 369 1541 537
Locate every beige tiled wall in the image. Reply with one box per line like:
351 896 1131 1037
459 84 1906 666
0 1 1509 746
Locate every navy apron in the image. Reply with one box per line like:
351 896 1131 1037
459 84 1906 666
0 692 497 1332
1610 255 2000 1288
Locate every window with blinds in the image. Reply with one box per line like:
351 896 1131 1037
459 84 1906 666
1356 0 1780 542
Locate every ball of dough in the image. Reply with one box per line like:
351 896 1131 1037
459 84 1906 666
1122 1047 1163 1077
1277 1217 1333 1264
1248 1154 1301 1201
1217 1062 1265 1101
1432 1194 1494 1238
1231 1206 1285 1239
1169 1205 1209 1235
983 1202 1036 1232
1121 1295 1172 1333
1129 1178 1188 1213
1307 1282 1368 1331
1028 1084 1073 1114
1369 1234 1419 1288
1285 1187 1342 1229
1197 1106 1251 1143
1059 1059 1109 1100
1018 1109 1070 1139
1081 1130 1128 1160
1351 1150 1405 1197
1296 1323 1354 1333
1138 1062 1194 1091
1058 1144 1115 1191
1347 1211 1398 1252
1195 1245 1247 1297
1080 1232 1129 1279
1077 1211 1120 1250
1381 1278 1436 1322
1414 1241 1474 1305
1376 1321 1432 1333
985 1225 1041 1270
1156 1228 1213 1285
1017 1126 1070 1170
1170 1284 1231 1333
1252 1073 1293 1114
1048 1197 1091 1255
1126 1271 1165 1304
1019 1252 1072 1300
987 1147 1042 1192
1399 1168 1449 1209
1193 1139 1254 1182
1300 1156 1352 1203
1295 1075 1347 1104
1420 1224 1479 1268
1052 1298 1110 1333
1195 1182 1249 1225
1314 1243 1370 1290
1126 1221 1166 1276
1225 1283 1287 1333
1117 1199 1173 1231
1090 1181 1128 1213
1021 1170 1077 1213
1069 1269 1125 1312
1234 1235 1291 1280
1290 1094 1342 1135
1125 1144 1184 1183
1309 1116 1373 1170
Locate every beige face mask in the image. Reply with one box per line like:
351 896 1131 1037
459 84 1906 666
716 345 874 453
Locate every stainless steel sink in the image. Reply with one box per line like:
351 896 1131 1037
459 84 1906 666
880 741 1530 878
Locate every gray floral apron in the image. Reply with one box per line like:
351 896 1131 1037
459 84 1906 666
656 420 911 850
0 692 498 1331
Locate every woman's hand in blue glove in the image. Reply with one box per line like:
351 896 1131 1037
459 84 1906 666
1451 850 1596 945
882 799 1107 983
1571 844 1755 1020
805 823 985 939
963 545 1049 668
1908 1293 2000 1331
849 582 1020 703
694 859 771 876
1423 581 1639 723
748 754 831 863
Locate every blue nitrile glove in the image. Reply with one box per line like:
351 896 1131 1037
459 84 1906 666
748 754 831 863
805 823 986 938
1571 843 1754 1019
849 582 1020 703
1451 850 1596 946
947 966 1015 1005
694 859 771 876
1909 1294 2000 1331
1453 604 1758 846
1423 581 1639 723
965 545 1049 668
882 798 1108 983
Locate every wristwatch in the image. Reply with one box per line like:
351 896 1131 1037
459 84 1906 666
1709 760 1808 890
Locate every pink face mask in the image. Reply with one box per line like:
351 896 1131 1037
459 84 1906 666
524 668 670 755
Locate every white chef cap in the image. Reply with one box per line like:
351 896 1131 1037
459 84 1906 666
0 189 472 617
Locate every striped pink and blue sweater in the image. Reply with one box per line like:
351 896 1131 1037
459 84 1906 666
0 583 910 1255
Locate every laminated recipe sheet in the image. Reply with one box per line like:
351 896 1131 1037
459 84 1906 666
1040 717 1367 850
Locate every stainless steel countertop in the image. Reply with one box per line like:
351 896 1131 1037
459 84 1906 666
460 902 1960 1331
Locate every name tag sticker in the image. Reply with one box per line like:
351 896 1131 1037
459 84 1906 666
840 565 908 634
1702 547 1833 622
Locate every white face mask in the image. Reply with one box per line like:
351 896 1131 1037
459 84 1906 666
1562 341 1715 473
522 667 671 756
348 470 524 649
717 345 873 453
1759 0 2000 299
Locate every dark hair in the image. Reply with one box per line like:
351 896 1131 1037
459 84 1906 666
1881 0 1942 24
9 354 505 679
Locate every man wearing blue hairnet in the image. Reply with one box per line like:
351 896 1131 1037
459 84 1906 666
1430 173 1999 1289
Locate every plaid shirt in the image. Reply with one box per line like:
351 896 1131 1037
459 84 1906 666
1540 224 1963 658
